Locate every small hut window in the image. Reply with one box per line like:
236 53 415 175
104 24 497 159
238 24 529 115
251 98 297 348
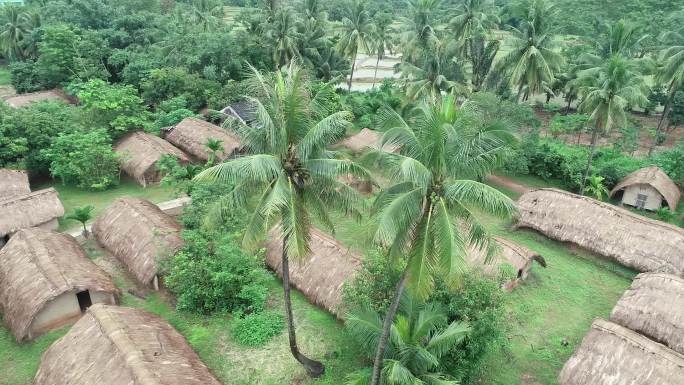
76 290 93 312
635 193 648 209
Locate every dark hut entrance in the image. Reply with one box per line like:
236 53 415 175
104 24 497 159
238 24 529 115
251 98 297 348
76 290 93 312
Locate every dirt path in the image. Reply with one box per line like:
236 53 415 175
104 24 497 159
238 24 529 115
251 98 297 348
486 175 532 195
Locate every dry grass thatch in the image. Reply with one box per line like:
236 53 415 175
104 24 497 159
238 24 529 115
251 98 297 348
610 273 684 355
0 228 118 342
0 188 65 238
609 166 681 209
467 237 542 289
558 319 684 385
34 304 222 385
339 128 399 154
92 197 183 287
264 227 362 317
0 168 30 201
2 89 75 108
164 117 241 162
516 188 684 276
114 131 191 187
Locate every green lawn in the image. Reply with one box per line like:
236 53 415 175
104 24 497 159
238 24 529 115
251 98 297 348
0 327 67 385
0 66 10 85
35 179 176 231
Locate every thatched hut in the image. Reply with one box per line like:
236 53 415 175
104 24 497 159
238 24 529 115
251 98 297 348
92 197 183 289
34 304 222 385
0 168 30 200
114 131 191 187
516 189 684 276
221 100 256 125
163 117 240 162
0 188 65 241
2 89 75 108
610 273 684 355
0 228 118 342
467 237 544 290
339 128 399 154
558 319 684 385
609 166 680 210
264 227 362 317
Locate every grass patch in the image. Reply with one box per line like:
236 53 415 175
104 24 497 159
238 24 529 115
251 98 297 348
0 66 10 85
0 326 67 385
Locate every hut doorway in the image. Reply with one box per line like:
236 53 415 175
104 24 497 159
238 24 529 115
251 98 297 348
76 290 93 312
0 234 8 248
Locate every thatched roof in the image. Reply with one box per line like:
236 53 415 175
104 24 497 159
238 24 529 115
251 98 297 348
467 237 541 279
610 166 681 209
114 131 191 187
339 128 399 154
34 304 222 385
516 189 684 276
558 319 684 385
610 273 684 355
0 168 30 200
0 228 118 341
92 197 183 286
0 188 65 238
164 117 240 162
2 89 75 108
264 227 362 317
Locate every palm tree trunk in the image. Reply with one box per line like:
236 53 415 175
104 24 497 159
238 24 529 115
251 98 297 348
370 269 408 385
650 84 676 156
372 54 380 89
580 126 600 195
281 235 325 378
348 50 357 92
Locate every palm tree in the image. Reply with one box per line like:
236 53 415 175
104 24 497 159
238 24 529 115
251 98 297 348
365 96 518 385
400 0 441 62
577 55 648 193
370 13 393 88
0 5 31 61
652 31 684 154
205 138 223 166
583 175 609 201
490 0 562 101
65 205 95 238
189 0 223 32
268 8 302 69
346 294 470 385
398 40 467 102
194 62 369 378
336 0 372 92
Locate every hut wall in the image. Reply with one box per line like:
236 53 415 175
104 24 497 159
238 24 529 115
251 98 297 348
29 290 116 338
622 184 663 210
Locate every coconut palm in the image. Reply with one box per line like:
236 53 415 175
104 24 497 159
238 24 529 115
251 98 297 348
652 31 684 154
583 175 609 201
0 5 31 61
346 294 470 385
400 0 442 62
268 8 302 69
205 138 223 166
577 55 648 193
65 205 95 238
365 96 518 385
194 62 369 378
490 0 562 101
398 40 467 102
370 13 394 88
189 0 223 32
336 0 373 92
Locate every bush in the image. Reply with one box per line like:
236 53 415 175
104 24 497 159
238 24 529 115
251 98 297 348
231 311 285 347
651 143 684 187
343 253 403 313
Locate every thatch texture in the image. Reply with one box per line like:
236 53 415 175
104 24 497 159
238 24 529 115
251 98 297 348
92 197 183 287
558 319 684 385
264 227 362 317
339 128 399 154
467 237 541 290
0 168 30 200
2 89 75 108
164 117 240 162
0 228 118 341
610 166 681 209
114 131 191 187
34 304 222 385
610 273 684 355
0 188 65 238
516 189 684 276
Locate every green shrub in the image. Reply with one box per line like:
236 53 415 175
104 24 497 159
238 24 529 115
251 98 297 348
232 311 285 347
343 253 404 313
655 208 675 222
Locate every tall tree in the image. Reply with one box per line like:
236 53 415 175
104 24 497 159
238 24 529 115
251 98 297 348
336 0 372 92
400 0 441 62
195 62 369 378
398 40 467 102
0 5 31 61
268 8 302 69
577 55 648 193
490 0 562 101
652 31 684 154
370 13 393 88
365 96 518 385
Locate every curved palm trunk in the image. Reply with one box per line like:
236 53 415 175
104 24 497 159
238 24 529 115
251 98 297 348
348 49 358 92
370 269 408 385
580 126 600 195
281 235 325 378
372 54 381 89
650 83 677 156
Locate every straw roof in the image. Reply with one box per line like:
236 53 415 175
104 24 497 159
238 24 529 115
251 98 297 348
467 237 540 278
0 228 118 341
264 227 362 317
339 128 399 154
164 117 240 162
516 188 684 276
0 168 30 200
610 273 684 355
610 166 681 209
114 131 191 187
92 197 183 286
2 89 75 108
558 319 684 385
0 188 65 238
34 304 222 385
